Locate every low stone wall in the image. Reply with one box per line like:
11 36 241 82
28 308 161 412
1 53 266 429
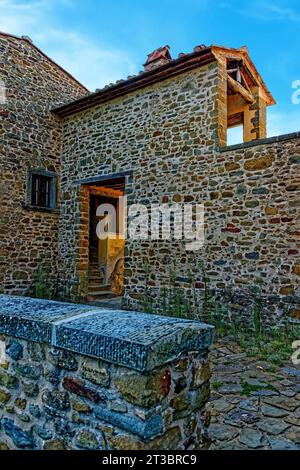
0 295 214 450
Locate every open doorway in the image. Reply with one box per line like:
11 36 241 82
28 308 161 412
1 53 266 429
87 177 125 302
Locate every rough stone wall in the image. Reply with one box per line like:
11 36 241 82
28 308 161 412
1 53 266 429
125 134 300 324
0 336 211 450
59 59 300 323
0 34 88 296
59 62 219 295
0 295 214 450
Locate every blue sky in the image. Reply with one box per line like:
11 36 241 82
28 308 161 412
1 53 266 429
1 0 300 140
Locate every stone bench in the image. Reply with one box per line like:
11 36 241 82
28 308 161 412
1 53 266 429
0 295 214 450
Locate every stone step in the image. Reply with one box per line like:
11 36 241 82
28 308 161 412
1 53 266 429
87 289 113 295
87 297 123 309
88 284 111 291
86 292 116 301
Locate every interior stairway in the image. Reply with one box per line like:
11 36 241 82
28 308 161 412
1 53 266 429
86 246 117 303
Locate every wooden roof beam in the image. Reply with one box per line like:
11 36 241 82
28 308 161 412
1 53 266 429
227 75 255 104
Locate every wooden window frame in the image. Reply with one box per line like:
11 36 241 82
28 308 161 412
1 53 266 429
26 169 57 210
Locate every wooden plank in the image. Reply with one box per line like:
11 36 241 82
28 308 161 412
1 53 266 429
228 112 243 127
227 75 255 104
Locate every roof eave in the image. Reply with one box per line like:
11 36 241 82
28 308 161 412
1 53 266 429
52 46 215 118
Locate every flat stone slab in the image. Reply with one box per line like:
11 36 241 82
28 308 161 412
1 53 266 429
208 423 239 441
0 295 214 371
225 408 260 427
239 428 263 449
257 418 290 435
0 295 90 343
281 367 300 379
269 438 299 451
261 405 289 418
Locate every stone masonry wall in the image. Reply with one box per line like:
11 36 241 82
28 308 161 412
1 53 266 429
58 61 299 322
59 62 219 298
0 295 213 450
0 34 88 296
123 134 300 324
58 58 300 323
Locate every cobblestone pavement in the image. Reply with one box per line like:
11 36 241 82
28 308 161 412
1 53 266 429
206 340 300 450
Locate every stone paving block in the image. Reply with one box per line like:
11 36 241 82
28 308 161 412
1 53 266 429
208 423 239 441
239 428 263 449
261 405 289 418
257 418 291 435
269 438 299 450
263 396 300 412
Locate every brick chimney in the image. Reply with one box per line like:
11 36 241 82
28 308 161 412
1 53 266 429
143 45 172 72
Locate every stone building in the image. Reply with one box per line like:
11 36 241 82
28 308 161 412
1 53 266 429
1 35 299 322
0 32 88 296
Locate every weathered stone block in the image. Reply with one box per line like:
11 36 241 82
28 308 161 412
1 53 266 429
53 309 214 372
14 398 26 410
42 389 70 411
33 425 53 440
28 404 41 418
6 340 23 360
22 380 39 397
244 155 272 171
108 433 144 450
0 388 11 404
289 154 300 164
288 309 300 319
13 363 42 380
94 404 164 441
114 367 171 407
147 426 182 450
172 382 210 419
0 370 18 389
62 376 102 403
45 367 61 385
2 418 34 448
292 265 300 276
192 360 211 388
225 162 240 172
43 439 65 450
81 359 109 387
75 430 100 449
49 349 78 371
71 398 92 413
27 342 46 362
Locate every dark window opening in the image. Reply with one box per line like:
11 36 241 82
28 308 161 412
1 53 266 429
31 174 51 207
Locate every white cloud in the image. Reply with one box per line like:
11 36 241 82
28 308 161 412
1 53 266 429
259 1 300 22
219 0 300 23
36 29 138 90
0 0 138 90
0 0 42 32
